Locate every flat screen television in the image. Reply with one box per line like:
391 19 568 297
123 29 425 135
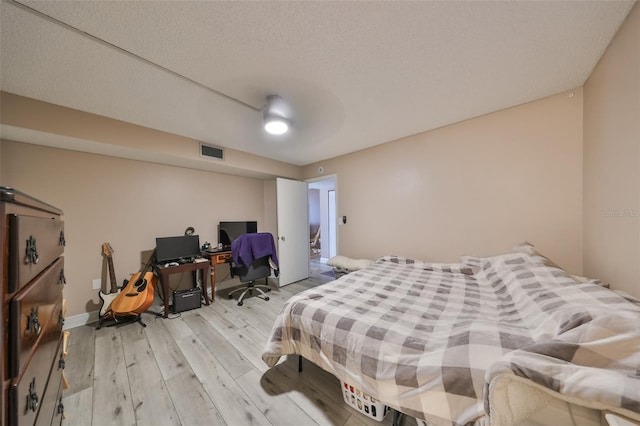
218 221 257 249
156 235 200 264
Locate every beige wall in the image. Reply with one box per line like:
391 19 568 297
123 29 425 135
304 90 584 273
583 3 640 298
3 4 637 313
262 180 278 242
0 92 301 180
1 140 268 317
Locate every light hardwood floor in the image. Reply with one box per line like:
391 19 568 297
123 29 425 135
61 261 416 426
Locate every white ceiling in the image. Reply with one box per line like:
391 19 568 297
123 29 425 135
0 0 634 166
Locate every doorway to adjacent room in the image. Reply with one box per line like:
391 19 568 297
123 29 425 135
307 175 337 269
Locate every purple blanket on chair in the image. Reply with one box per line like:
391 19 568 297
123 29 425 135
231 232 279 276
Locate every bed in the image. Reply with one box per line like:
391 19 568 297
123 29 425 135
262 247 640 426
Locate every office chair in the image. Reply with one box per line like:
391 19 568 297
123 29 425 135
228 255 272 306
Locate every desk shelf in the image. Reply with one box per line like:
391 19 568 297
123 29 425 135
156 260 210 318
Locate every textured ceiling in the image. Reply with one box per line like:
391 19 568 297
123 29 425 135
0 0 634 166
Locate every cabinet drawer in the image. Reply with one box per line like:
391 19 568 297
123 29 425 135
215 252 232 263
49 372 65 426
8 214 65 294
8 331 62 426
35 338 64 426
9 273 64 378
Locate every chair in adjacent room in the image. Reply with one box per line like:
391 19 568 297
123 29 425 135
228 255 272 306
310 226 321 258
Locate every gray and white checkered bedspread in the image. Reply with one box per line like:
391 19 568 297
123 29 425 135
262 254 640 425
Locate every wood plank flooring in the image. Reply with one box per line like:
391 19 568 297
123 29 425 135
61 262 415 426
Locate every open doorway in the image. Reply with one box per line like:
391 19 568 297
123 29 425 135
307 176 337 268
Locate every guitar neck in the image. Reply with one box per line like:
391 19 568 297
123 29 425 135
107 257 118 293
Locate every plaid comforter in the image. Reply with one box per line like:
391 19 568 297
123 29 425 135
262 254 640 426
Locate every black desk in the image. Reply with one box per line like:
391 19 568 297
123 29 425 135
156 260 210 318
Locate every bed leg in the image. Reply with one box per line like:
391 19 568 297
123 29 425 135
298 355 303 372
392 409 402 426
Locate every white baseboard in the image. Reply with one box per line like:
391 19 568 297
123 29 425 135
63 276 258 330
63 310 99 330
63 306 167 330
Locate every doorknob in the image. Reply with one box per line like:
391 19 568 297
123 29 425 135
280 236 286 241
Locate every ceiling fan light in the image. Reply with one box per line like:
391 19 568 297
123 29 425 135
263 94 290 135
264 116 289 135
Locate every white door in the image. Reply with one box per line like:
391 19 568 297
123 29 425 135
276 178 310 286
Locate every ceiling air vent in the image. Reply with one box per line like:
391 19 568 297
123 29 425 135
200 143 224 160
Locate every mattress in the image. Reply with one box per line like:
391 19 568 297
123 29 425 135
263 253 640 425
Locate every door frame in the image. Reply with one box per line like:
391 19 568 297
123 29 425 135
328 189 336 258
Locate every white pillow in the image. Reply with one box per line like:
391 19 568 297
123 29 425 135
512 242 536 255
512 242 560 268
326 255 374 271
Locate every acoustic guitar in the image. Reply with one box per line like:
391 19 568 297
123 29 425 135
98 243 120 318
108 250 157 317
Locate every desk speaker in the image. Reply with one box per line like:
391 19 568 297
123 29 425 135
172 288 201 313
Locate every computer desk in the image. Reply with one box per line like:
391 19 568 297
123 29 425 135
156 259 210 318
202 249 232 301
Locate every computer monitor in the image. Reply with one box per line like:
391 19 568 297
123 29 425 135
218 221 257 249
155 235 200 264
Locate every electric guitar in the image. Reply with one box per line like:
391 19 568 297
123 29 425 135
108 250 157 317
98 243 120 318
